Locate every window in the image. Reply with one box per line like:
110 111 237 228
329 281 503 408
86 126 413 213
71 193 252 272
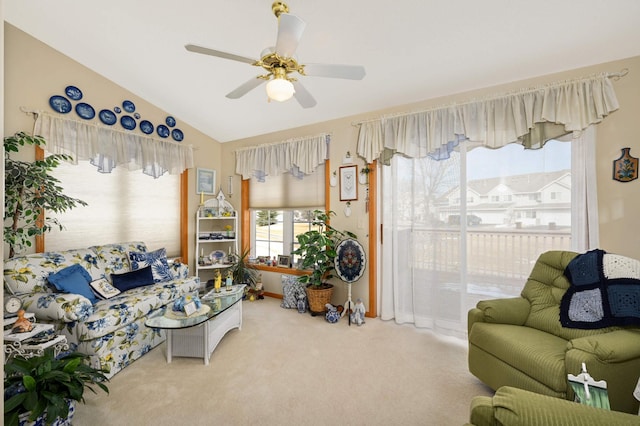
47 160 182 256
381 139 573 335
252 210 319 264
247 164 327 266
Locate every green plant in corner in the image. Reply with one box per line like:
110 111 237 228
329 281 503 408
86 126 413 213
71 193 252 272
4 349 109 426
292 210 357 288
4 132 87 258
229 247 258 287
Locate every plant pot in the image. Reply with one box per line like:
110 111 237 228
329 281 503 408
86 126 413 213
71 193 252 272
18 399 76 426
305 284 334 316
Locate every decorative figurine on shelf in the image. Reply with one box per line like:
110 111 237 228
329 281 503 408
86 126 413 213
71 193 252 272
325 304 341 324
214 269 222 293
351 298 366 326
225 271 233 291
11 309 34 333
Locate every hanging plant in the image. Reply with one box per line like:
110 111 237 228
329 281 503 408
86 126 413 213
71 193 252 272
4 132 87 258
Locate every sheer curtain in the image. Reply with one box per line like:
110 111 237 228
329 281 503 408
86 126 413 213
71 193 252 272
366 73 621 336
33 111 194 177
235 133 329 181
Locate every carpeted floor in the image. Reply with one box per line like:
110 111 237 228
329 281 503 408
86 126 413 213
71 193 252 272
72 296 492 425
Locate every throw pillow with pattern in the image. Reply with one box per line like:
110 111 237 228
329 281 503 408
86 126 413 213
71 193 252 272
128 248 172 283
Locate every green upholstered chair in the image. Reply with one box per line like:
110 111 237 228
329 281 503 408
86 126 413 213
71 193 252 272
466 386 640 426
467 250 640 414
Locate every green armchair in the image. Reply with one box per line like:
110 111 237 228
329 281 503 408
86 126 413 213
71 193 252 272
466 386 640 426
467 250 640 414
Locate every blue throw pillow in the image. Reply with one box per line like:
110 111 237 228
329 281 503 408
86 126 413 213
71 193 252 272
48 264 98 304
128 248 172 283
111 266 154 292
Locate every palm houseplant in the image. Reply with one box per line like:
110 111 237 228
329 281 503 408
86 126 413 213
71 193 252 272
292 210 357 314
4 349 109 426
229 247 258 287
4 132 87 258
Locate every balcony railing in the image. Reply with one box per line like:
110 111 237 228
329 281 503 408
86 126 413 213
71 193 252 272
407 227 571 297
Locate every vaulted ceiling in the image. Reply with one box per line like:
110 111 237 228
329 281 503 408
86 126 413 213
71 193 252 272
5 0 640 142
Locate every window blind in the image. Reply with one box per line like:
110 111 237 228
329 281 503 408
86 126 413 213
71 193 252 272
46 160 181 256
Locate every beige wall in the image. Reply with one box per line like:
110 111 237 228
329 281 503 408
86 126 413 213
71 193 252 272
3 24 221 271
5 22 640 312
222 56 640 308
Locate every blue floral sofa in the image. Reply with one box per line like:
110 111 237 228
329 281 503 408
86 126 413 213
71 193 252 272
3 241 200 378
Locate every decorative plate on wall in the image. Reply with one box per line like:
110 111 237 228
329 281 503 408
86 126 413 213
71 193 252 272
75 102 96 120
334 238 366 283
114 106 121 113
140 120 154 134
171 129 184 142
99 109 117 125
166 116 176 127
49 95 72 114
157 124 170 138
120 115 136 130
65 85 83 101
122 100 136 113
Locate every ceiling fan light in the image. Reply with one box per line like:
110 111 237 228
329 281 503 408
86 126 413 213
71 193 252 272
266 78 295 102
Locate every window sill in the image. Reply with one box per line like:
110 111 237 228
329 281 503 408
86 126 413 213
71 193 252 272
252 264 310 276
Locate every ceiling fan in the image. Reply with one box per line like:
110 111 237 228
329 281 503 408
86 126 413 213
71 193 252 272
185 1 366 108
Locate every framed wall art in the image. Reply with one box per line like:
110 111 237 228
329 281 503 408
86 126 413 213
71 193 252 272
196 168 216 195
339 165 358 201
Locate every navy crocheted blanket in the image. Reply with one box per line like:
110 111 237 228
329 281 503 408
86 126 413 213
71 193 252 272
560 249 640 329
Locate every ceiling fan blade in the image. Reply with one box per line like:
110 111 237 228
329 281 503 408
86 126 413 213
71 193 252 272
226 77 266 99
302 63 366 80
185 44 257 65
275 14 306 58
292 81 317 108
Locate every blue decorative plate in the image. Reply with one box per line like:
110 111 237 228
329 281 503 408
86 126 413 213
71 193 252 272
140 120 154 134
334 238 366 283
157 124 170 138
122 100 136 113
134 113 141 119
166 116 176 127
75 102 96 120
65 85 83 101
171 128 184 142
49 95 72 114
120 115 136 130
99 109 117 125
114 106 121 114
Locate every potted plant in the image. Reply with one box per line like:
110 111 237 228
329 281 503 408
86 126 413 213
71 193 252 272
292 210 357 315
229 247 258 287
4 348 109 426
4 132 87 258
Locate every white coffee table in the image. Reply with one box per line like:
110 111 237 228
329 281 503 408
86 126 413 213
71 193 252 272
145 285 245 365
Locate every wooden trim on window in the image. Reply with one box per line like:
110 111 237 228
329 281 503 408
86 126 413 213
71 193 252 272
36 145 189 260
180 170 189 263
35 146 45 253
366 160 377 318
241 179 250 253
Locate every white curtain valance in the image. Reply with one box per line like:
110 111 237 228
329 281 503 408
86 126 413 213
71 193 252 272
33 111 194 178
357 73 621 163
235 133 330 181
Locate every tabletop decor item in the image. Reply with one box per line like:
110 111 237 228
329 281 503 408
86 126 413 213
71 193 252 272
172 294 203 316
